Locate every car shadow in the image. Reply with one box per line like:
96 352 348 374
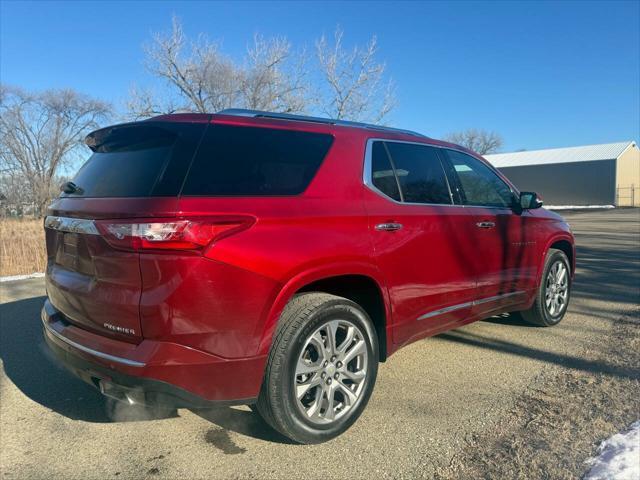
482 311 537 327
436 328 639 381
0 295 112 422
192 407 294 444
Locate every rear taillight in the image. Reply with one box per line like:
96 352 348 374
94 217 254 252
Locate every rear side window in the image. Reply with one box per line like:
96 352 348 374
67 123 205 198
182 125 334 196
371 142 401 201
384 142 452 204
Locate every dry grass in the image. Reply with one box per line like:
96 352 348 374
0 218 47 277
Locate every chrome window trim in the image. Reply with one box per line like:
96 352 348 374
363 138 518 210
41 315 146 367
417 291 525 321
44 216 100 235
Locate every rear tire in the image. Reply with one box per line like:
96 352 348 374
256 292 378 444
521 248 571 327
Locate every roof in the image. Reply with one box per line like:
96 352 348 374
216 109 428 139
485 141 637 168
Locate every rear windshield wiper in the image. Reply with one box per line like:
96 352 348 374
60 181 83 195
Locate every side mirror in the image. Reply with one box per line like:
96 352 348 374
519 191 543 210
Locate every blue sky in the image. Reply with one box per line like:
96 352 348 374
1 0 638 151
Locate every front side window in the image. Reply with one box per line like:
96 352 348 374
384 142 452 205
182 124 334 196
444 150 514 207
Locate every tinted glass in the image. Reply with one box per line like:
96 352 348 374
445 150 514 207
67 123 205 198
370 142 401 201
385 142 451 204
182 125 333 196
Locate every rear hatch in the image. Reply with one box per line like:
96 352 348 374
44 120 207 342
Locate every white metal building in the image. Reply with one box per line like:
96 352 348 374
485 141 640 206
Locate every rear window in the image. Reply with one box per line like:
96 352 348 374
181 124 334 196
371 141 401 201
65 123 205 198
384 142 452 205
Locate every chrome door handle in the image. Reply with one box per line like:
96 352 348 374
476 221 496 229
375 222 403 232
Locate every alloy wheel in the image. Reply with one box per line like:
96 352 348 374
293 319 368 424
545 260 569 317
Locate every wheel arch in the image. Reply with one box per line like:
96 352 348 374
257 265 391 362
539 234 576 287
549 239 574 272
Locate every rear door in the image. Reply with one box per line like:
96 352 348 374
45 121 206 342
441 149 536 315
364 140 479 347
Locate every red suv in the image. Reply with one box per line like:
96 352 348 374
42 109 575 443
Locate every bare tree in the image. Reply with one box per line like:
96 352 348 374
126 84 184 119
129 17 308 119
240 34 308 113
0 85 110 216
444 128 503 155
129 19 397 124
316 27 395 123
129 17 238 117
0 171 33 212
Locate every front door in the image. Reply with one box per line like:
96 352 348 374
364 140 478 348
441 149 536 316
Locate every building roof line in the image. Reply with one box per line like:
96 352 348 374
485 141 637 168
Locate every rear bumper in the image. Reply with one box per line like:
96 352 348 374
41 299 264 406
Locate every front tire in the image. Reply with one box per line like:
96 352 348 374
521 248 572 327
256 292 379 444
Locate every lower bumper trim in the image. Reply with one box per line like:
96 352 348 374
43 330 257 408
41 307 145 367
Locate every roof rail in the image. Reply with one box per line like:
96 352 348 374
217 108 427 138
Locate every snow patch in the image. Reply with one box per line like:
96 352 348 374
584 420 640 480
0 272 45 283
546 205 615 210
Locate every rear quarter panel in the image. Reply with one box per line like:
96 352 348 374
148 127 381 358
